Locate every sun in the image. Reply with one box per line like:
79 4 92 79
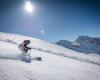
25 0 34 13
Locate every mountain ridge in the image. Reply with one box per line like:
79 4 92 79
55 36 100 54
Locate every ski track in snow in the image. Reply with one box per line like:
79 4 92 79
0 32 100 80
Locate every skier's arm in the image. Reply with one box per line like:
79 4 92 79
27 47 31 49
24 44 31 49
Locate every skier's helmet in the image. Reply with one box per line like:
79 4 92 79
23 40 31 44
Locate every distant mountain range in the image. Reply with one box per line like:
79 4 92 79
55 36 100 54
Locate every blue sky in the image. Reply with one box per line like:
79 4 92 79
0 0 100 42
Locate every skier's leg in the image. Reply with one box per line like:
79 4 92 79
24 48 28 53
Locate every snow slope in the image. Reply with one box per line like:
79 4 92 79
0 32 100 80
0 32 100 65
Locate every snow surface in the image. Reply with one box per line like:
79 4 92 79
0 32 100 80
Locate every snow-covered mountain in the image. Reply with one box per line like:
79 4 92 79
0 32 100 80
55 36 100 54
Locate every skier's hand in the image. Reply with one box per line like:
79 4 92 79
29 48 32 50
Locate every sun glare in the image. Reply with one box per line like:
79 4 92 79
25 0 33 13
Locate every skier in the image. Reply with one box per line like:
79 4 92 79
18 40 42 62
18 40 31 53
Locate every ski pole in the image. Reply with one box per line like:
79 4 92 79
29 49 31 59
